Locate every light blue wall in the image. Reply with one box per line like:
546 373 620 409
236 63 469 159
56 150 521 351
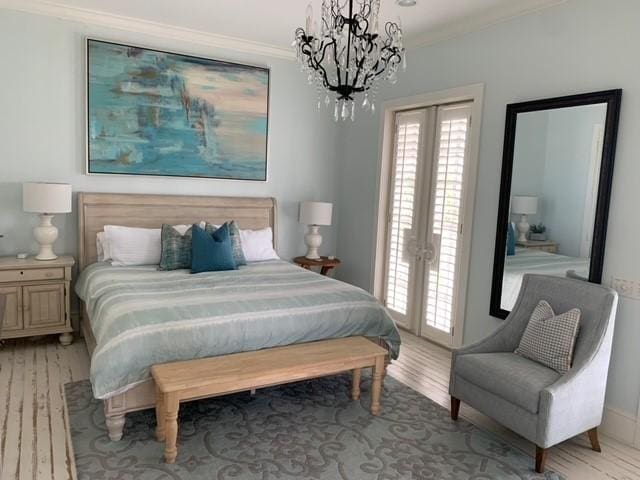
334 0 640 417
511 110 549 226
0 9 340 263
511 104 607 257
541 104 606 257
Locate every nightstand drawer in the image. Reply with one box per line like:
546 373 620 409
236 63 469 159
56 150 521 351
0 267 65 283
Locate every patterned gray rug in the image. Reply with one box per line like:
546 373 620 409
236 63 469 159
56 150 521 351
65 374 562 479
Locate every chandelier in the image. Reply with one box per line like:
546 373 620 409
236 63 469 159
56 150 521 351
293 0 406 121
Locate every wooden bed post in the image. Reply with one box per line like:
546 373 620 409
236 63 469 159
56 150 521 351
104 410 125 441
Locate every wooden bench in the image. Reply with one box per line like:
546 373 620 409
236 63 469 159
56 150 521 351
151 336 388 463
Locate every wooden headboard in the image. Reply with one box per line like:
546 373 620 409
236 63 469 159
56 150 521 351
77 192 277 271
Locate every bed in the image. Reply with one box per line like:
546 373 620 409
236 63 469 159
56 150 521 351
76 192 401 441
501 247 590 310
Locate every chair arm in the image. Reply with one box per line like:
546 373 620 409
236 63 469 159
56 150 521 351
452 316 520 359
537 351 610 447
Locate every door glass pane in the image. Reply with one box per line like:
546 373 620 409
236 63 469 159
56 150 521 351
424 106 470 333
385 113 422 315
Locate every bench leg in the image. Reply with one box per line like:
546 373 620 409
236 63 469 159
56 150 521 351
155 386 165 442
164 393 179 464
351 368 361 400
371 356 385 415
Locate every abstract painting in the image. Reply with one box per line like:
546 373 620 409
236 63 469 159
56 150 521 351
86 39 269 181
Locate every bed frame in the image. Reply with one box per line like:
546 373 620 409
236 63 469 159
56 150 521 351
77 192 278 440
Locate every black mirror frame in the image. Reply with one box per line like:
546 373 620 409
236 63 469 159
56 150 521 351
490 89 622 319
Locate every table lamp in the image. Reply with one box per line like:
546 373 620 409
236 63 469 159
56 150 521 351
23 183 72 260
511 195 538 242
299 201 333 259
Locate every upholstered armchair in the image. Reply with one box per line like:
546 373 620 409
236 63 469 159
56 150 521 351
449 274 618 473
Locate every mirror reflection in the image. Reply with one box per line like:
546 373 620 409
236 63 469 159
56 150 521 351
501 103 607 310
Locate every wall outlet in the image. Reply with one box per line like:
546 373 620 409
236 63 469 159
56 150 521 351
611 277 640 300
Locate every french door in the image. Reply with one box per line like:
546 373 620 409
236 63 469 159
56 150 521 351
382 103 473 346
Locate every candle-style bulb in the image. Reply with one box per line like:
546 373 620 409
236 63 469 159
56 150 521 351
306 3 314 33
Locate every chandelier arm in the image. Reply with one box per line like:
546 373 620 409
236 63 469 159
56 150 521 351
344 0 354 85
300 41 338 90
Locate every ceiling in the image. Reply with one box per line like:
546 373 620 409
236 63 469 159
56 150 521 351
7 0 566 52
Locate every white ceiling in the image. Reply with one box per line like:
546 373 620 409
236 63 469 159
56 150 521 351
6 0 566 51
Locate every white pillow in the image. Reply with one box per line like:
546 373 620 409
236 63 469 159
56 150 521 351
240 227 279 262
104 226 162 266
96 232 111 262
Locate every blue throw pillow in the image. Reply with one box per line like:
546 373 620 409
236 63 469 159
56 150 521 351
506 222 516 256
191 223 237 273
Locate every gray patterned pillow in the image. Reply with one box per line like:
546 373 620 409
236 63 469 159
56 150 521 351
205 221 246 266
515 300 580 373
159 224 193 271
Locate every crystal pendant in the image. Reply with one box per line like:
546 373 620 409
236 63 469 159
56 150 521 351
317 99 322 110
324 94 331 106
341 100 349 121
350 101 355 121
402 53 407 71
362 95 370 111
334 100 339 122
371 102 376 114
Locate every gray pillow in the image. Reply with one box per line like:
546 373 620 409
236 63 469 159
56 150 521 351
159 224 193 271
515 300 580 374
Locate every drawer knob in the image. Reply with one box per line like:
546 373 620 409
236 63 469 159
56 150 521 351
20 271 24 275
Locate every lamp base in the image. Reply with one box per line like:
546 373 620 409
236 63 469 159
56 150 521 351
516 214 529 243
304 225 322 260
33 214 59 261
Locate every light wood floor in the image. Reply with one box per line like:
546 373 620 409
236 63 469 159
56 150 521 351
1 332 639 479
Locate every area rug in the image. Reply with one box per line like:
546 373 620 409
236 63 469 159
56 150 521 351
65 374 562 479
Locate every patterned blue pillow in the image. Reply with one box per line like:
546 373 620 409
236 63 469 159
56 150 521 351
191 224 237 273
159 224 193 271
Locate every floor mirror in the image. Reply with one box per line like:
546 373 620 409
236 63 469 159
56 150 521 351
490 90 622 319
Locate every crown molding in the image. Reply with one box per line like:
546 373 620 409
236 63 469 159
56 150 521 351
405 0 568 49
2 0 569 60
0 0 295 60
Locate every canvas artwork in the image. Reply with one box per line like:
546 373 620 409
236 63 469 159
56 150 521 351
86 39 269 181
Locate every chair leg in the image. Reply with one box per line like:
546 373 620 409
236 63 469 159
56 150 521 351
587 427 602 453
535 446 547 474
450 396 460 420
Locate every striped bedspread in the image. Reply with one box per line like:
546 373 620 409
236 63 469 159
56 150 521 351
502 248 590 310
76 260 401 399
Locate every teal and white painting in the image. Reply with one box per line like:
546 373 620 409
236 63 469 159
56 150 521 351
87 39 269 181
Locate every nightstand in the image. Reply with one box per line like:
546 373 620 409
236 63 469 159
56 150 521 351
516 240 559 254
293 256 341 276
0 255 75 345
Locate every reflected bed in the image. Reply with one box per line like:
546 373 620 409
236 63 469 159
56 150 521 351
501 248 589 310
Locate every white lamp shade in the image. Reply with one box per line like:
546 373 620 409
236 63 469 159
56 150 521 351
299 201 333 226
511 195 538 215
23 183 72 214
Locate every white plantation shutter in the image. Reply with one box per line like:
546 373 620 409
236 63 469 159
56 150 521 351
424 105 471 334
384 111 424 317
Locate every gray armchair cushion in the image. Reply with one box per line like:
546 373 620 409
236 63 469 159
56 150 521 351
455 352 560 414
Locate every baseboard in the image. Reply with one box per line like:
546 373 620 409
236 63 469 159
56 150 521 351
601 406 638 447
